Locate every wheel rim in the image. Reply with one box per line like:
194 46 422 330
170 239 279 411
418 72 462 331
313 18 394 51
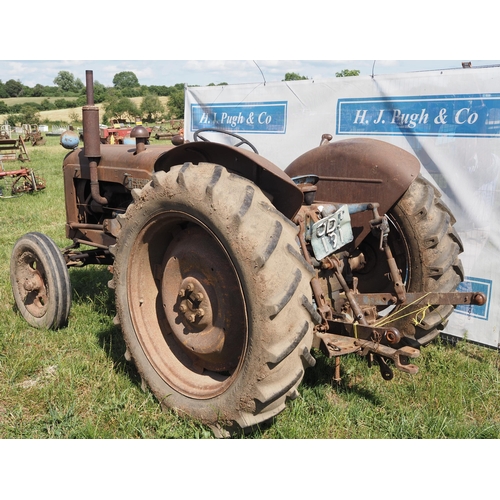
354 215 411 315
127 211 248 399
13 249 50 318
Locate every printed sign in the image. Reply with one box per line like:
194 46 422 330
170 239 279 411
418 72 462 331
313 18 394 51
190 101 287 134
455 277 492 321
337 94 500 138
185 70 500 348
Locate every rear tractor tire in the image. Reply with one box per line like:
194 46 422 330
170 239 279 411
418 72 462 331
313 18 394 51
10 232 72 329
112 162 317 435
355 175 464 346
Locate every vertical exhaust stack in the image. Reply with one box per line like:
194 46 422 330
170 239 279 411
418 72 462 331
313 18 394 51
83 70 107 205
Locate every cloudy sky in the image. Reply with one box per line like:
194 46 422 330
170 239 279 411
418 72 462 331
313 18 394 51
2 2 496 89
1 59 499 88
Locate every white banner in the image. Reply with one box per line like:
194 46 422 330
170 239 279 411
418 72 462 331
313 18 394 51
185 67 500 347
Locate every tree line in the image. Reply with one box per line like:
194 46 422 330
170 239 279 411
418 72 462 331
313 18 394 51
1 68 359 126
0 70 190 126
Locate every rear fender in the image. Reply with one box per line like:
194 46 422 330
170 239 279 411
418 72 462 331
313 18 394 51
285 138 420 245
156 141 303 220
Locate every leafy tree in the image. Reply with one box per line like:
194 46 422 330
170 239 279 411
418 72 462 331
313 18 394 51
54 98 79 109
148 85 171 96
0 81 7 99
7 105 41 126
5 79 24 97
283 72 308 81
140 94 164 122
32 84 45 97
41 86 63 97
54 71 80 92
166 88 185 119
112 71 140 89
40 98 55 111
73 77 85 93
120 86 142 98
0 101 8 114
103 96 140 123
336 69 360 77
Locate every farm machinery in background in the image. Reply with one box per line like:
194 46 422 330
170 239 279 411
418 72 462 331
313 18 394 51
0 125 46 197
78 120 183 145
10 70 486 436
22 124 46 146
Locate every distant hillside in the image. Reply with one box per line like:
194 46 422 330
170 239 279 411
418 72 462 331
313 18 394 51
0 96 170 125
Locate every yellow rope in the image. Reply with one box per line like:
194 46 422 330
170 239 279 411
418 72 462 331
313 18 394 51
374 292 432 328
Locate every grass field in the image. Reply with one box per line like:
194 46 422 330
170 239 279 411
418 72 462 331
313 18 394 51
0 135 499 439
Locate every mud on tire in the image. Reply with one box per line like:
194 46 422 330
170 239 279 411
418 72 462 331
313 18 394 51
357 175 464 346
392 175 464 344
112 162 317 434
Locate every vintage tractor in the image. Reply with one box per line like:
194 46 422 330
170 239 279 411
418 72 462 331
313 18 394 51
10 71 486 436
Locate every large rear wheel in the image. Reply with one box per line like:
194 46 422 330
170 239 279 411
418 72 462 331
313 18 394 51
112 162 317 434
355 175 464 345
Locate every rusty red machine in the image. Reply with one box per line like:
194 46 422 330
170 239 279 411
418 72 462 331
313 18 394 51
10 70 486 435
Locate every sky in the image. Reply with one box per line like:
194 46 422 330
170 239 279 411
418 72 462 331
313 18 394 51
2 2 497 89
1 59 499 89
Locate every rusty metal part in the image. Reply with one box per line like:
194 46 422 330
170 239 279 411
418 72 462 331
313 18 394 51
13 255 48 319
63 140 303 244
0 135 30 162
348 323 402 345
316 322 402 356
292 175 319 205
370 208 407 303
294 213 331 328
316 332 362 357
159 223 246 374
349 291 487 307
325 254 368 325
320 134 332 146
285 138 420 246
356 340 420 375
82 70 107 207
130 125 150 153
82 71 101 159
315 329 419 375
0 167 46 197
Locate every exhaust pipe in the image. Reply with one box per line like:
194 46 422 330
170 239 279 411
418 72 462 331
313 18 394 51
83 70 108 205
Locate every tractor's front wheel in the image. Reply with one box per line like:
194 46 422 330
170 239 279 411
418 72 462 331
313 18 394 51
10 232 72 329
112 163 316 435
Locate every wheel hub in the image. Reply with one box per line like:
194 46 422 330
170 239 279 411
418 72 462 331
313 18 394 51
177 278 208 325
168 276 222 354
159 224 246 373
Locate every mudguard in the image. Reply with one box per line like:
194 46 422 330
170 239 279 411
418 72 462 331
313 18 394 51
285 138 421 245
156 141 303 220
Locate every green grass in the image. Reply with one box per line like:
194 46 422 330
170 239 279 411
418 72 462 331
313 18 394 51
1 136 499 439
